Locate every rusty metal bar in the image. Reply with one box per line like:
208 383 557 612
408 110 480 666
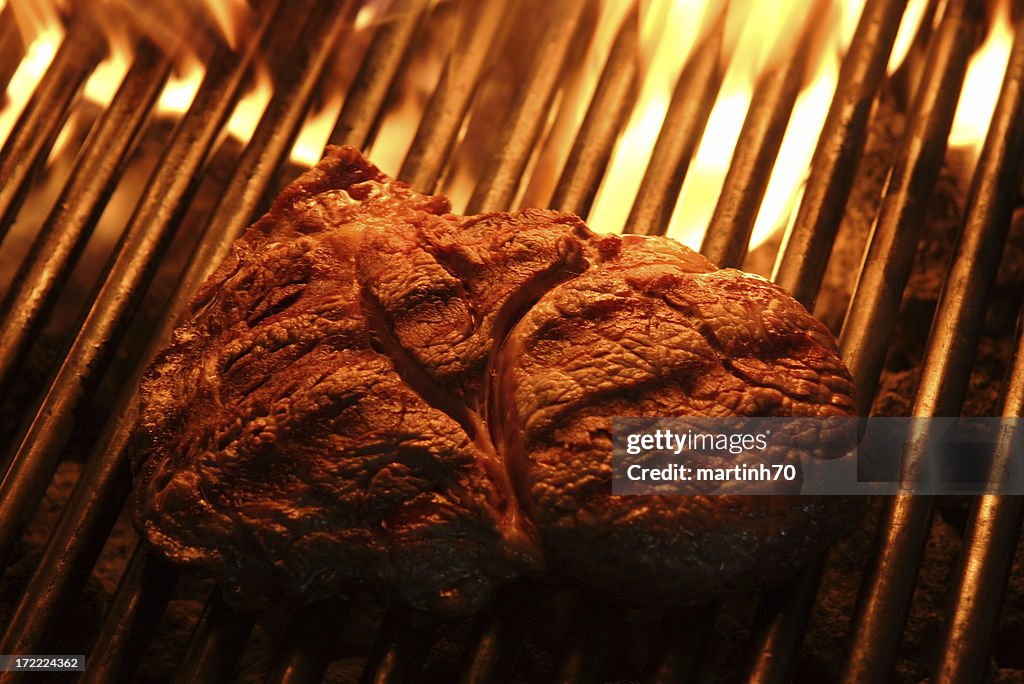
772 0 906 308
932 314 1024 683
744 2 981 680
840 10 1024 681
550 5 638 219
0 18 105 240
623 6 727 236
329 0 428 149
465 0 590 214
0 0 344 665
399 0 508 192
642 603 718 684
79 548 179 684
172 593 257 684
359 612 437 684
264 599 350 684
0 40 172 399
700 1 827 267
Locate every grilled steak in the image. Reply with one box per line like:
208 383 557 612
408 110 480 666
496 236 857 601
132 146 856 613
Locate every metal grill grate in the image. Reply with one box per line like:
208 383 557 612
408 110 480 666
0 1 1022 682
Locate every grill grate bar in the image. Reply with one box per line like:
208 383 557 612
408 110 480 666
840 0 980 416
641 603 719 684
465 0 591 214
634 3 896 678
840 9 1024 680
700 0 829 268
754 3 978 678
748 1 982 678
173 593 258 684
360 612 437 684
329 0 429 150
0 18 105 240
742 560 825 684
550 5 638 219
0 39 172 401
549 598 624 684
933 317 1024 683
399 0 509 192
772 0 906 309
0 0 288 659
0 3 286 570
457 596 532 684
737 2 909 677
80 548 179 684
623 5 726 237
264 598 351 684
84 0 352 677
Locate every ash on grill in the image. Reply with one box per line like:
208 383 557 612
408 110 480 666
0 1 1023 683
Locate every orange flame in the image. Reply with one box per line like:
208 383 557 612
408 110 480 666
157 59 205 114
1 0 262 159
224 64 272 145
948 0 1013 163
887 0 927 75
666 1 842 249
589 0 710 233
0 1 64 147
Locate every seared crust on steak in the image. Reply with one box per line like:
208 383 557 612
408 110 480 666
132 149 543 613
496 236 856 601
132 147 856 612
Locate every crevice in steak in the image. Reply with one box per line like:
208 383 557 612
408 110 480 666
481 251 591 442
359 284 528 534
360 285 480 441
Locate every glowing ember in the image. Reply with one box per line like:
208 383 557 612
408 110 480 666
948 0 1014 160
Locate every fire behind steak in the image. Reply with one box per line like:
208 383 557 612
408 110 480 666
131 147 856 613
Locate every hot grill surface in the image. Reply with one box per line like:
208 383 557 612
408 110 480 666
0 1 1022 682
